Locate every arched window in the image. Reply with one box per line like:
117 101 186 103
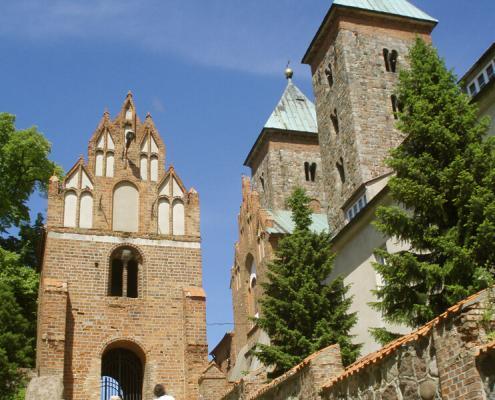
79 192 93 229
140 134 160 182
383 48 390 72
95 151 104 177
158 198 170 234
95 131 115 178
150 156 158 182
105 152 114 178
336 157 346 184
391 95 403 119
108 247 141 298
325 63 334 87
63 191 78 227
140 155 148 181
310 163 317 182
246 254 258 319
113 182 139 232
304 162 310 181
389 50 398 73
331 109 339 134
172 199 185 235
384 48 398 73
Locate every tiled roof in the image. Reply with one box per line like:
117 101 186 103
321 287 491 391
246 344 339 400
264 81 318 133
333 0 437 22
266 210 329 234
476 339 495 357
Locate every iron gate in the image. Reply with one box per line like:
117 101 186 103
101 348 143 400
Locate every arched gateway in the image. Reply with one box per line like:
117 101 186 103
101 347 143 400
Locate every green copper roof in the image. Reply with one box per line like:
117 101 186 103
266 210 329 235
264 80 318 133
333 0 437 22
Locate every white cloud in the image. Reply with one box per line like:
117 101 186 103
0 0 323 77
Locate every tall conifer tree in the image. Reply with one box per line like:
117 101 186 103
372 38 495 332
255 188 359 376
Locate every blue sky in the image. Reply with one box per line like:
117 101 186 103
1 0 494 352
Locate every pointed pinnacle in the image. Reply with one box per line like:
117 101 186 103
127 90 133 97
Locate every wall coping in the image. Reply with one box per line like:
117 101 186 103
240 344 340 400
321 286 492 391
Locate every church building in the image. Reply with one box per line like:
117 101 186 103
34 93 207 400
209 0 439 384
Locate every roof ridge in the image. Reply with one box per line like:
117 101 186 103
264 81 318 133
332 0 437 22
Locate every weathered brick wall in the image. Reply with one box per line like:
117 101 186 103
36 95 207 400
231 178 275 366
199 363 234 400
306 10 433 232
37 233 204 399
35 279 68 376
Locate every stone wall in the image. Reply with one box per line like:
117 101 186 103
322 288 495 400
249 131 326 212
218 344 343 400
204 288 495 400
305 8 433 233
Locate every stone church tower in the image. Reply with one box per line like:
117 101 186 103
302 0 437 232
34 93 207 400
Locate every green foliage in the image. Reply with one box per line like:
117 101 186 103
0 213 45 269
368 327 402 347
372 38 495 329
0 258 38 399
255 188 360 377
0 113 58 396
0 113 62 232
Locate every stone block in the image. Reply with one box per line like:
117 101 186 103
26 375 64 400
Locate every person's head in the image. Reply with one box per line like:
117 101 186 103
154 384 166 397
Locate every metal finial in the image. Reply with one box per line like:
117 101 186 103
284 60 293 80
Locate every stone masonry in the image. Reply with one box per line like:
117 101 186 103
34 93 207 400
248 130 326 213
209 288 495 400
303 6 436 232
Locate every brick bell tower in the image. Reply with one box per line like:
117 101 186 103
35 93 207 400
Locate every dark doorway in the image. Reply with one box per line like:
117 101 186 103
101 348 143 400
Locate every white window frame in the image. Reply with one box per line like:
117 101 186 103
346 192 368 222
467 58 495 97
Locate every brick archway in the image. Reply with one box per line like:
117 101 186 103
100 340 146 400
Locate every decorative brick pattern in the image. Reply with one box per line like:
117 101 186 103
36 94 207 400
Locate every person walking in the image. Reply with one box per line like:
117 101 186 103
153 384 175 400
